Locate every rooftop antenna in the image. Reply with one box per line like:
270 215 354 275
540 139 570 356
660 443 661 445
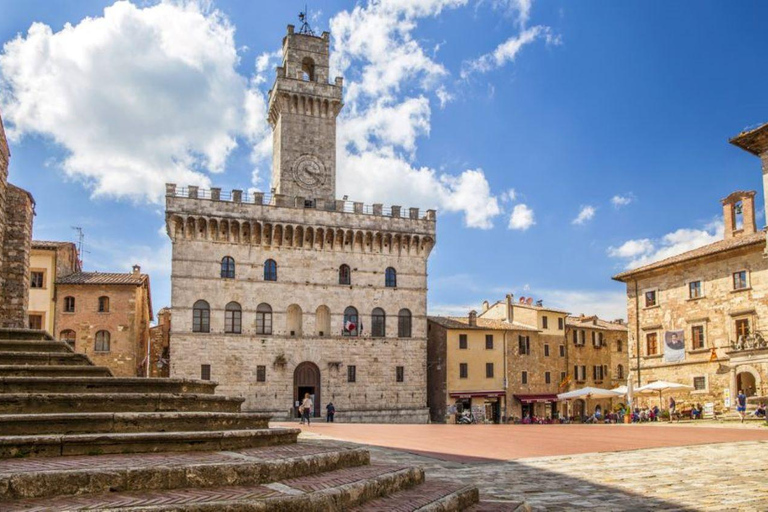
71 226 89 269
298 4 315 35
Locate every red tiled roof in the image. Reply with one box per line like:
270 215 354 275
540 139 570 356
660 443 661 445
32 240 77 250
612 230 765 281
56 272 147 286
566 316 628 332
428 316 539 332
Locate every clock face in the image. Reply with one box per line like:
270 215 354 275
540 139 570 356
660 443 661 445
292 155 325 190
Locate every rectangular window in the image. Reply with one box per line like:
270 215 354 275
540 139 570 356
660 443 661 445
256 365 266 382
201 364 211 381
689 281 702 299
645 290 657 307
693 376 706 391
542 316 548 329
30 271 44 289
459 363 468 379
485 334 494 349
486 362 494 378
593 365 604 381
561 371 566 383
735 318 750 339
545 371 551 384
733 271 748 290
64 296 75 313
574 365 586 381
591 331 596 346
572 330 578 345
347 365 357 383
544 344 550 357
646 332 658 355
521 371 528 385
580 330 586 345
518 335 530 355
558 317 564 330
459 334 467 350
28 314 43 330
396 366 404 382
692 325 705 350
559 345 565 357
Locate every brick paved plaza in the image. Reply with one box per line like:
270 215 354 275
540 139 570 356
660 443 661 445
276 422 768 510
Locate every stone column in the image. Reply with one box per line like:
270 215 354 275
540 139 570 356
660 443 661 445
762 153 768 226
729 367 738 410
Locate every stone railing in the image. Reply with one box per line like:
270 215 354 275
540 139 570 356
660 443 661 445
728 332 768 352
166 184 437 221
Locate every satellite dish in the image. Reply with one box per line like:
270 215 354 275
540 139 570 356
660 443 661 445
519 297 526 304
526 298 533 305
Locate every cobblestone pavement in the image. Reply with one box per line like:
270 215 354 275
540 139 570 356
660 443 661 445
292 427 768 510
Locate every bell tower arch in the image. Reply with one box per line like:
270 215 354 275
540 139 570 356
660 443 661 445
267 25 343 203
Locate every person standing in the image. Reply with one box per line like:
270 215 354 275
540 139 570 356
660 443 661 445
296 399 303 425
737 390 747 423
326 401 335 423
301 393 313 426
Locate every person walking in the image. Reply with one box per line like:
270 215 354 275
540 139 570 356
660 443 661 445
296 399 304 425
301 393 313 426
668 397 676 422
737 390 747 423
326 401 335 423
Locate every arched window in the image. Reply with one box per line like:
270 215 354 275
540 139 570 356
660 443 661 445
224 302 242 334
98 296 109 313
316 305 330 336
256 303 273 335
617 364 625 379
95 330 111 352
287 304 302 336
193 300 210 333
339 264 351 285
385 267 397 288
60 329 76 348
301 57 315 81
371 308 386 337
398 309 412 338
343 306 359 337
264 259 277 281
64 296 75 313
221 256 235 279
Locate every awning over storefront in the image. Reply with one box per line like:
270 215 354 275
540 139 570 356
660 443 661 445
513 394 559 403
449 390 505 398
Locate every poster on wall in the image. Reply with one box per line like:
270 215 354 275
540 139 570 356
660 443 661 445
664 330 686 362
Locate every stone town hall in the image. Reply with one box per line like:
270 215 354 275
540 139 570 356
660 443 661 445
165 25 436 422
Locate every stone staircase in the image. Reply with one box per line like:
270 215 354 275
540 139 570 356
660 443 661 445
0 328 478 510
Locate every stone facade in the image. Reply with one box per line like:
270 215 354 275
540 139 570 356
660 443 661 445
149 308 171 377
429 297 628 422
0 113 35 329
54 267 153 377
166 25 436 423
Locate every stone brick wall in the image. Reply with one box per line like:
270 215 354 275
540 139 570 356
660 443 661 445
426 321 449 422
149 308 171 377
0 115 8 296
55 284 148 377
0 185 34 328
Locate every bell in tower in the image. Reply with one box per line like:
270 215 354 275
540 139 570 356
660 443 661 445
267 22 344 203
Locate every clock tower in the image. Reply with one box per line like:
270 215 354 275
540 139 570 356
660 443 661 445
267 25 343 203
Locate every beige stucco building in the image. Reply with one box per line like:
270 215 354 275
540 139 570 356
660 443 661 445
613 123 768 411
28 241 80 333
166 25 436 422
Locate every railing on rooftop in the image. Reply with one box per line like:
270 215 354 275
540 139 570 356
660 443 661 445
166 184 436 221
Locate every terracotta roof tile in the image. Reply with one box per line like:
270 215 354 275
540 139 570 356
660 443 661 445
566 316 628 332
428 316 539 332
56 272 147 286
612 230 765 281
32 240 77 250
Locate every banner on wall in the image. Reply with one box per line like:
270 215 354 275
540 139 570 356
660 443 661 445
664 330 686 363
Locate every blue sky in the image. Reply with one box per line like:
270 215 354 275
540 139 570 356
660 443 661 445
1 0 767 321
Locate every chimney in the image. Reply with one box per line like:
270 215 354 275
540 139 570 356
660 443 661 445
468 310 477 327
505 294 513 323
721 190 757 239
482 300 490 312
132 264 141 277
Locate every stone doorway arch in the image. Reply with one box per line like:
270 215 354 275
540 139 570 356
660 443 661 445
294 362 321 417
573 399 586 420
736 368 759 397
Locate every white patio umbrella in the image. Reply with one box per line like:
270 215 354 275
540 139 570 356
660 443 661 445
611 385 628 395
558 387 622 420
636 380 693 410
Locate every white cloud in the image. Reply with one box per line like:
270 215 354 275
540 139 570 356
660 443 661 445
435 86 454 108
461 25 558 78
608 218 724 269
508 203 535 230
488 0 534 28
611 194 634 208
0 1 248 203
538 289 627 321
572 205 596 225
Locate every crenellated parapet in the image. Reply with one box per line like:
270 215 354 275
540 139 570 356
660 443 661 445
165 184 436 257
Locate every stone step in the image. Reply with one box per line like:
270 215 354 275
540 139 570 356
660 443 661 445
0 392 245 415
0 376 217 395
0 463 422 511
0 443 369 500
352 480 480 511
0 351 92 366
0 328 52 341
0 411 271 435
0 365 113 377
0 427 300 459
0 340 72 353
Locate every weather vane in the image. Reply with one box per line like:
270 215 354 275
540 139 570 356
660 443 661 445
298 4 315 36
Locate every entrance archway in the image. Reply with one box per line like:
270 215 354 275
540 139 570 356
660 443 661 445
294 362 321 417
737 371 757 397
573 399 585 420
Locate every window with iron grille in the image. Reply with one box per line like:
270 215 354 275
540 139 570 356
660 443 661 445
485 334 494 349
693 376 706 391
459 363 468 379
201 364 211 381
347 365 357 383
256 365 266 382
396 366 404 382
